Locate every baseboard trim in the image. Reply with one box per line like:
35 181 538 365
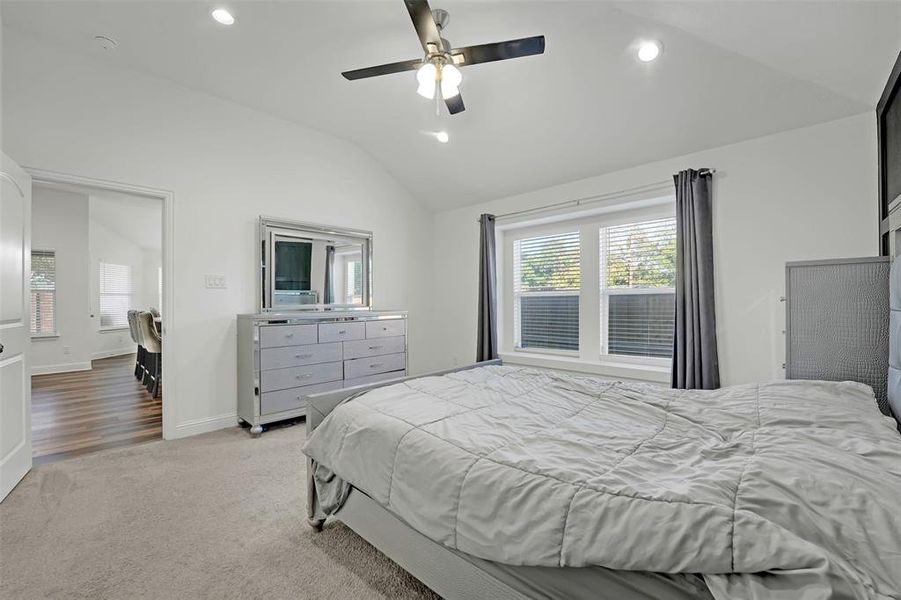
172 413 237 439
92 348 135 360
31 361 92 376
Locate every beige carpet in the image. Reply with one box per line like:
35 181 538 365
0 424 440 600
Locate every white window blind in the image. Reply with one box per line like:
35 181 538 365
158 266 163 312
30 250 57 335
513 232 580 351
99 262 133 329
601 217 676 358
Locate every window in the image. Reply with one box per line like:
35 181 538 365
30 250 56 336
345 258 363 304
158 266 163 313
99 262 133 329
503 202 677 370
513 232 581 351
601 218 676 358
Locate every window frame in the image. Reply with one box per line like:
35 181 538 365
599 216 677 362
512 230 581 355
30 248 58 339
499 199 676 376
98 261 134 332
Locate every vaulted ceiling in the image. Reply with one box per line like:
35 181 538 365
3 1 900 211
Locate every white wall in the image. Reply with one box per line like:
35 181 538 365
89 215 146 359
2 28 434 438
141 248 162 311
29 186 92 374
423 113 879 386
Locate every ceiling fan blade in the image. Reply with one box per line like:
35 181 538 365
451 35 545 67
342 58 422 81
404 0 443 54
445 93 465 115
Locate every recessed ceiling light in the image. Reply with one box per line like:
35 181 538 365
436 131 449 143
637 40 662 62
211 8 235 25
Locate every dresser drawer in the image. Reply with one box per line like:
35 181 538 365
259 324 318 348
260 381 342 415
342 335 406 360
260 343 341 371
318 321 366 343
344 352 406 380
344 370 406 389
261 361 343 393
366 319 406 339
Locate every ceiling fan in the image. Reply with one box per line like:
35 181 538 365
341 0 545 115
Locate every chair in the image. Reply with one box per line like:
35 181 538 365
136 311 162 398
148 307 162 336
127 310 146 380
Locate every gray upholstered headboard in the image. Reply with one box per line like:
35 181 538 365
785 257 891 415
888 259 901 422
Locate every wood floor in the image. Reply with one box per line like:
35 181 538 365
31 354 162 465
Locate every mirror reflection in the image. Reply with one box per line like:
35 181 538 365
260 218 371 311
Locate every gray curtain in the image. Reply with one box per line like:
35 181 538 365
477 214 498 362
323 246 335 304
672 169 720 389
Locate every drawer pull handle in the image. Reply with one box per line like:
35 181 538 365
382 327 388 331
285 333 294 337
338 330 347 335
295 353 314 359
296 374 312 380
369 345 383 350
370 363 383 369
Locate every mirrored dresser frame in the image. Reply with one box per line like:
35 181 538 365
258 216 373 312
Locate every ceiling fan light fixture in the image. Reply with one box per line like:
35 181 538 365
416 62 438 98
440 63 462 98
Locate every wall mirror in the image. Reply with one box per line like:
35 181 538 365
258 217 372 311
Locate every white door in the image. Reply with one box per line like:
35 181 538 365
0 153 32 501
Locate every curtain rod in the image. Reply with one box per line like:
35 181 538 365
479 169 715 223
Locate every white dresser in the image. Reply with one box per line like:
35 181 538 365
236 310 407 435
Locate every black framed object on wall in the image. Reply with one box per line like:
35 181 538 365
879 50 901 256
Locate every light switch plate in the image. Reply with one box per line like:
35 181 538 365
205 274 227 289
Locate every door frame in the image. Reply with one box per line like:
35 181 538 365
25 167 177 440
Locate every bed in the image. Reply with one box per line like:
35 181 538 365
303 276 901 600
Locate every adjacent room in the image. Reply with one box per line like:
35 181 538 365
29 183 163 463
1 2 900 600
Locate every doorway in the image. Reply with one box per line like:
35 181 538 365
29 181 164 463
27 169 175 450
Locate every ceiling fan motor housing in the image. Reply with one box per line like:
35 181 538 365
432 8 449 31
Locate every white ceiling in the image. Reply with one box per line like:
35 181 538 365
4 1 900 211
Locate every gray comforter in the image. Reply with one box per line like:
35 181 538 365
303 366 901 600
